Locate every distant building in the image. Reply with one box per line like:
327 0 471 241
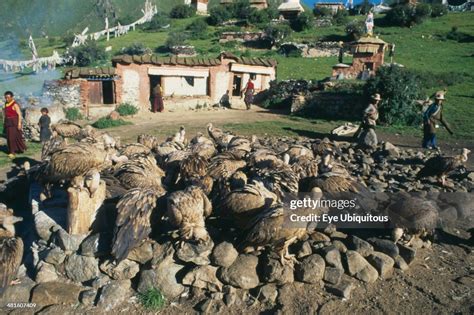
53 53 277 115
278 0 305 19
220 0 268 9
315 1 345 15
191 0 208 15
332 37 387 79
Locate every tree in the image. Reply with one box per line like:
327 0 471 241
431 4 448 17
385 3 431 27
120 42 150 55
208 6 232 25
264 24 292 46
357 0 372 15
143 12 171 31
345 20 365 40
165 31 189 49
364 65 423 126
230 0 253 20
290 11 314 32
333 8 349 25
66 41 106 67
169 4 195 19
248 7 271 25
186 19 208 39
313 7 332 17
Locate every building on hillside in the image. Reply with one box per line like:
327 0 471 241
314 1 345 15
51 53 277 115
191 0 209 15
220 0 268 9
332 37 387 79
278 0 305 19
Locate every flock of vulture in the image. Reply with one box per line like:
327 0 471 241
0 120 471 297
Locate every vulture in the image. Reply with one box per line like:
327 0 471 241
318 150 350 178
386 194 439 244
51 121 82 140
190 135 217 160
111 188 162 262
287 154 319 182
207 123 234 149
417 148 471 186
154 140 186 167
167 186 213 242
208 152 246 180
311 138 341 157
179 153 209 182
119 143 151 158
283 144 314 161
40 135 66 161
226 136 252 159
251 157 299 199
166 126 186 144
0 205 23 297
138 134 159 150
114 153 165 190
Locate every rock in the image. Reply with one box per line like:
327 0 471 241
367 252 394 279
79 289 97 306
344 250 378 283
383 142 400 157
175 239 213 265
321 246 343 270
368 238 399 259
35 262 59 283
332 240 348 253
323 267 343 285
64 254 99 283
310 231 331 243
259 284 278 303
0 277 36 306
108 111 120 120
348 235 373 257
36 305 76 315
223 286 238 306
211 242 238 267
99 259 140 280
261 252 294 285
182 265 223 292
127 240 154 264
91 273 112 289
326 279 354 299
197 298 225 313
295 254 325 284
34 211 60 241
393 255 409 271
356 263 379 283
219 254 260 289
79 233 111 257
297 241 313 259
137 259 185 298
330 231 348 239
151 242 175 267
42 247 66 266
54 229 86 252
467 172 474 181
397 244 417 264
96 280 131 311
31 282 83 306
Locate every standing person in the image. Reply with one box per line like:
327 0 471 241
355 93 381 148
241 77 255 110
38 107 52 143
3 91 27 158
422 91 453 150
151 83 164 113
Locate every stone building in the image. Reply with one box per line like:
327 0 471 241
51 53 277 115
278 0 305 19
314 1 345 15
332 37 387 79
191 0 208 15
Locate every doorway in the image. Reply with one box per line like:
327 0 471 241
102 81 115 104
232 75 242 97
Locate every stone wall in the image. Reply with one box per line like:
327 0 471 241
43 80 82 108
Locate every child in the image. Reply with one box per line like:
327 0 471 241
38 107 52 142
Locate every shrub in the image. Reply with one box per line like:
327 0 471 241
64 107 83 121
208 6 232 25
248 8 271 25
431 3 448 17
345 20 365 40
333 8 349 26
138 288 165 310
385 3 431 27
186 19 208 39
357 0 372 15
414 3 432 24
290 11 314 32
66 41 106 67
62 33 76 46
143 12 171 31
231 0 253 20
364 65 423 126
313 7 332 17
169 4 195 19
116 103 139 116
165 32 189 49
120 43 149 55
264 24 292 46
92 117 132 129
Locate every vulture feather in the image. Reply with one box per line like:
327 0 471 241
51 121 82 138
114 154 165 190
226 136 252 159
137 134 159 150
417 148 470 186
119 143 151 158
208 152 246 180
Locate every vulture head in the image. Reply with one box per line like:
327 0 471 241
0 207 23 236
84 169 101 197
461 148 471 162
229 171 248 190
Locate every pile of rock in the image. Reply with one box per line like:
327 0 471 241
170 46 197 57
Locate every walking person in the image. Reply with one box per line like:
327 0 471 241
3 91 27 158
355 93 381 149
151 83 164 113
241 77 255 110
422 90 453 149
38 107 52 143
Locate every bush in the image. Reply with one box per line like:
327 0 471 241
64 107 83 121
431 3 448 17
364 65 423 126
264 24 292 46
248 8 271 25
208 6 232 25
231 0 253 20
165 31 189 49
120 43 149 55
62 33 76 46
66 41 106 67
92 117 132 129
169 4 195 19
138 288 165 310
313 7 332 17
143 12 171 31
385 3 431 27
186 19 208 39
408 69 467 89
345 20 365 40
290 11 314 32
333 8 349 26
357 0 372 15
414 3 432 24
116 103 139 116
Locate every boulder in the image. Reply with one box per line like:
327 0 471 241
321 246 343 270
79 289 97 306
182 265 223 292
323 267 343 285
368 238 399 259
34 211 60 241
35 262 59 283
64 254 99 283
367 252 395 279
99 259 140 280
127 240 154 264
96 280 131 311
53 229 86 252
297 241 313 259
31 282 83 306
108 111 120 121
42 247 66 266
137 256 185 298
218 254 260 289
0 277 36 306
344 250 378 283
325 279 354 299
348 235 373 257
397 244 417 264
79 233 111 257
175 239 213 265
259 284 278 304
151 242 175 267
211 242 238 267
383 142 400 157
260 252 294 285
393 255 409 271
295 254 325 284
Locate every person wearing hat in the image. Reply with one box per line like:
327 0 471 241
422 90 453 149
354 93 381 148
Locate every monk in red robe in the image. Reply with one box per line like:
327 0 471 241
3 91 27 158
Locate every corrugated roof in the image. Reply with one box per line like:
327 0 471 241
112 53 277 68
353 36 387 45
64 67 116 79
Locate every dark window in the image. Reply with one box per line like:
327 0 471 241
102 81 115 104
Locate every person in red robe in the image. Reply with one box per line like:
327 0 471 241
151 84 164 113
241 77 255 110
3 91 27 158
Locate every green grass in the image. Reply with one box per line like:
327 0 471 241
116 103 139 116
0 141 42 168
138 288 166 311
92 117 132 129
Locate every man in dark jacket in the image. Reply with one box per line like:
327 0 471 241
422 90 453 149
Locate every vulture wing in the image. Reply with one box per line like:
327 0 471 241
0 237 24 297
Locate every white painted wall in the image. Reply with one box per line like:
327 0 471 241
214 71 231 104
163 76 207 96
122 69 140 105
